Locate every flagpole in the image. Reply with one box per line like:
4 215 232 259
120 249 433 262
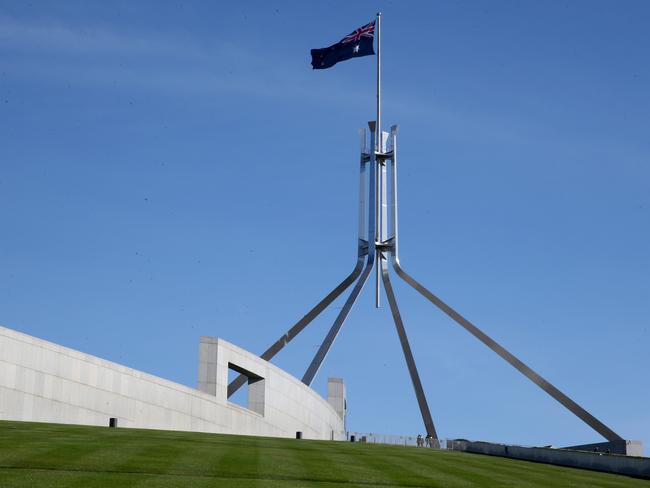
376 12 381 147
375 11 382 308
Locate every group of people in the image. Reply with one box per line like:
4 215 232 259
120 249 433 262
416 434 436 448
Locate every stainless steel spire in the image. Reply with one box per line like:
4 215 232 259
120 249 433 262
227 13 622 442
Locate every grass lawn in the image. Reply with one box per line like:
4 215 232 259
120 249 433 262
0 421 645 487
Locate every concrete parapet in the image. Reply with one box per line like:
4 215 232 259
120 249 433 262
0 326 345 440
563 440 643 457
449 440 649 479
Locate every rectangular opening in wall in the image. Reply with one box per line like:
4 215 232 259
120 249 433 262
227 362 265 416
227 366 248 409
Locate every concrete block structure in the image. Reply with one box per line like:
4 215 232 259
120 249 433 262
327 377 346 428
563 440 643 457
0 326 345 440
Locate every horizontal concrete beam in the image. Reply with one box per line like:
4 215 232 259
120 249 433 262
450 440 649 479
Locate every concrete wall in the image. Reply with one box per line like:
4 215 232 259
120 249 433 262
0 326 345 440
563 440 643 457
327 377 346 427
449 440 650 479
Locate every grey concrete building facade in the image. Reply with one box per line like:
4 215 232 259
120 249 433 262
0 326 345 440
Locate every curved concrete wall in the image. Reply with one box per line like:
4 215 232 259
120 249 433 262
0 326 345 440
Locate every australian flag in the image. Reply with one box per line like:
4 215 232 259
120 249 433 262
311 20 375 69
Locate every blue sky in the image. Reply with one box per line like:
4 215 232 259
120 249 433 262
1 1 648 452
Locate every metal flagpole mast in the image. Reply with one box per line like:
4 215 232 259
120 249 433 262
375 12 381 150
376 12 381 151
375 11 382 308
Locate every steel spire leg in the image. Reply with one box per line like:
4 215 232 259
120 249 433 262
299 122 379 387
230 127 374 398
384 122 620 442
392 259 623 442
380 253 438 439
228 257 365 397
301 250 375 386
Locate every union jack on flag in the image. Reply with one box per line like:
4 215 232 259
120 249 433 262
310 19 376 70
341 21 376 44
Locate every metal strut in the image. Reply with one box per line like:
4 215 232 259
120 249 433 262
228 127 372 397
301 124 379 386
302 251 375 385
385 124 622 442
392 260 623 442
380 251 438 439
228 256 364 397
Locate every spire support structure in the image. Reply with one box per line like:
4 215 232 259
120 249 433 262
227 122 622 443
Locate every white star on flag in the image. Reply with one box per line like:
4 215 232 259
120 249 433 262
353 44 360 53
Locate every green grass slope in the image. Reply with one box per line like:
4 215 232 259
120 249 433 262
0 421 644 487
